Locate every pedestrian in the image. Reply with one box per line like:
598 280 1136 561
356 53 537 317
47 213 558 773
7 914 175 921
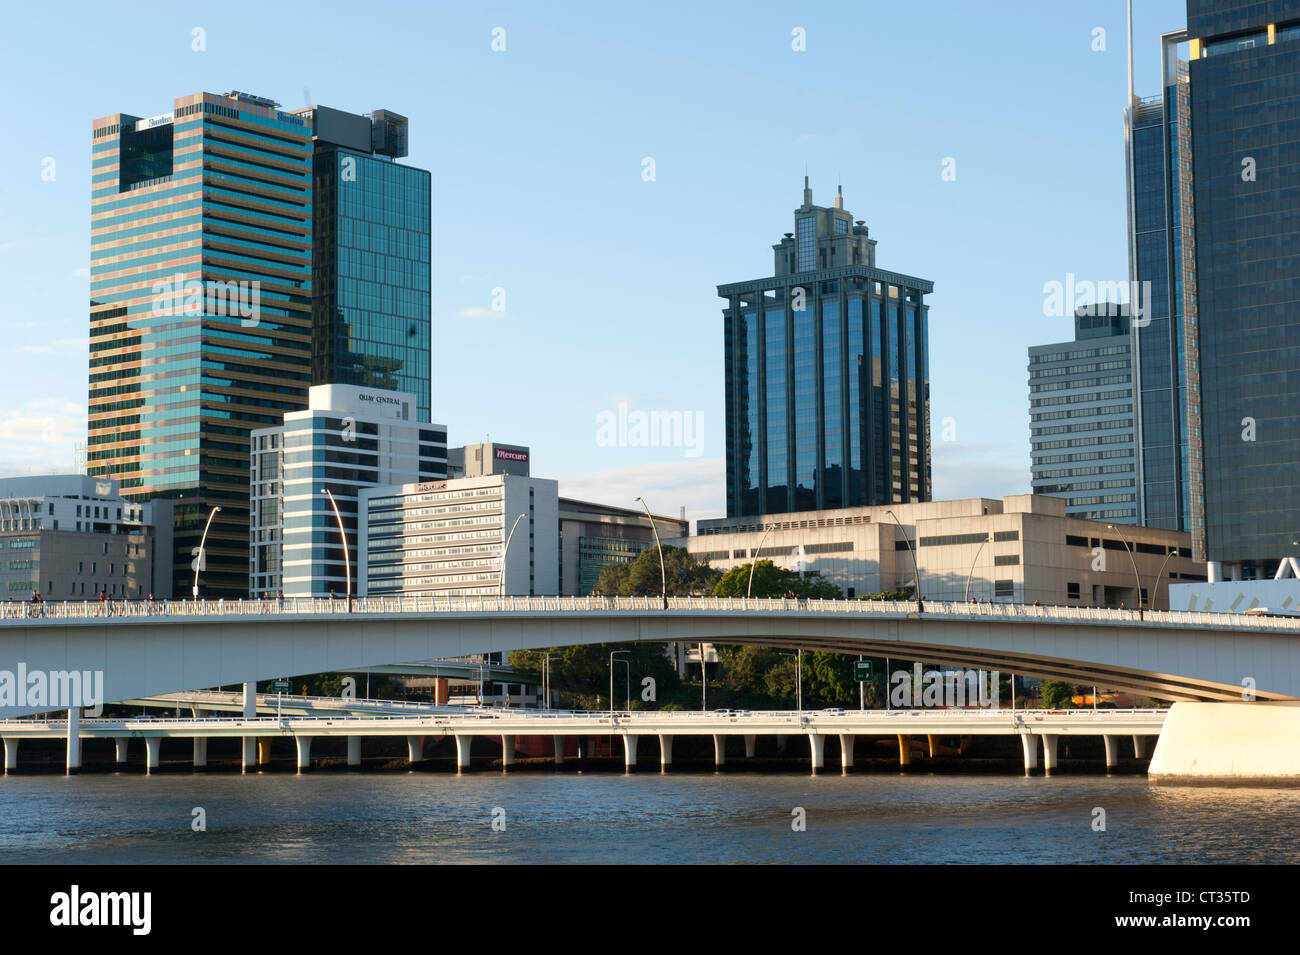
147 592 155 615
277 590 284 612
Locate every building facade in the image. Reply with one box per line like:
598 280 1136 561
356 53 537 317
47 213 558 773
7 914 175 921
291 106 432 422
0 475 173 601
89 91 315 596
720 179 933 518
447 442 531 479
557 498 688 596
680 494 1202 610
1028 306 1138 523
359 474 560 598
249 385 446 597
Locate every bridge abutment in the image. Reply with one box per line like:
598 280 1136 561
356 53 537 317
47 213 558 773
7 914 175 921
1149 702 1300 784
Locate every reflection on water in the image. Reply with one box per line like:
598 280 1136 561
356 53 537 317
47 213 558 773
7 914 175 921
0 773 1296 864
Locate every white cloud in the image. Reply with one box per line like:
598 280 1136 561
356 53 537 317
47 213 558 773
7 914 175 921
558 457 725 531
456 307 512 320
0 400 86 478
931 441 1030 501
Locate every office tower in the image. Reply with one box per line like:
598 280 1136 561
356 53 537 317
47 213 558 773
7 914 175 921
1029 307 1138 523
248 385 447 597
89 91 313 596
447 442 531 478
557 498 688 596
1185 1 1300 576
1124 28 1200 537
719 179 933 518
292 106 432 422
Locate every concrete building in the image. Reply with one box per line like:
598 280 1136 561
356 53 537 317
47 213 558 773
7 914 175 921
679 494 1203 609
359 474 559 598
0 475 173 601
557 498 688 596
249 385 447 597
1028 306 1138 523
447 442 531 479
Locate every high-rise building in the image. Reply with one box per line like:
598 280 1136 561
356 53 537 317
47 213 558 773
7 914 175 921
291 106 432 422
1029 307 1139 523
719 179 933 518
89 92 314 597
248 385 447 597
1183 1 1300 576
557 498 688 596
447 442 531 478
1124 29 1200 537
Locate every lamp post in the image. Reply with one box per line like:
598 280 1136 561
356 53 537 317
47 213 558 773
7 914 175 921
963 534 991 603
322 488 350 611
747 523 774 598
191 505 222 599
634 497 668 610
1148 545 1179 612
499 513 528 598
885 509 923 613
542 652 553 711
609 649 628 714
1107 524 1144 619
780 650 803 711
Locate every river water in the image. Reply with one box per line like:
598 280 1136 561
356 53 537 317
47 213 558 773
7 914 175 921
2 771 1296 864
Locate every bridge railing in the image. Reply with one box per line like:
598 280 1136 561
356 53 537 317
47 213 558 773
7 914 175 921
3 594 1298 632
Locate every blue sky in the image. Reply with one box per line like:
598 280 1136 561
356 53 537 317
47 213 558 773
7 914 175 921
0 0 1188 524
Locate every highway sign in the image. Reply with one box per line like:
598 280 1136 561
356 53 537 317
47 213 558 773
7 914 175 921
854 660 873 681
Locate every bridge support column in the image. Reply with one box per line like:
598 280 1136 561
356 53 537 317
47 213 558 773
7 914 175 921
114 737 128 765
1133 735 1152 759
927 734 939 758
1103 735 1120 770
145 736 161 774
622 734 639 771
295 736 312 772
839 734 855 770
3 737 16 772
553 737 565 765
455 735 473 771
1041 734 1059 773
808 733 825 773
66 707 81 775
406 736 425 764
775 734 787 754
712 734 727 767
347 736 361 768
257 737 272 765
1020 734 1039 774
241 682 258 771
897 735 911 767
192 736 207 769
658 734 672 770
241 737 256 772
744 734 757 759
501 735 516 769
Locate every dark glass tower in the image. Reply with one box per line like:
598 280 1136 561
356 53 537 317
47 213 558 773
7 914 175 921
1185 1 1300 573
720 180 933 518
293 106 433 422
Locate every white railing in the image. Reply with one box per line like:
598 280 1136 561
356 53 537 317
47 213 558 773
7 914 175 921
0 595 1296 632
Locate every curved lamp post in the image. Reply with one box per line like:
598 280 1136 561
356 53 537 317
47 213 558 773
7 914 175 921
322 488 350 611
634 496 667 610
747 523 774 598
963 534 991 603
1107 524 1144 619
500 513 528 597
192 505 222 598
885 509 923 613
1148 545 1179 612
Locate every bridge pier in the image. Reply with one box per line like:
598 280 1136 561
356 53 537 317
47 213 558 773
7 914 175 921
808 733 825 773
347 736 361 768
1103 735 1120 770
1041 734 1059 774
713 734 727 767
66 707 81 775
839 734 855 770
744 734 757 759
295 736 312 772
553 737 566 765
3 737 17 772
501 735 516 769
192 736 207 769
114 737 129 766
927 734 938 759
145 736 161 774
1133 735 1152 759
1020 735 1039 774
622 734 639 771
455 735 473 771
241 682 257 771
775 734 787 754
406 735 425 764
897 735 911 767
658 734 672 770
257 737 272 766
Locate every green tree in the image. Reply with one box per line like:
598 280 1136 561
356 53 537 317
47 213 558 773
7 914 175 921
712 560 844 599
1039 680 1078 708
593 545 720 597
509 642 681 709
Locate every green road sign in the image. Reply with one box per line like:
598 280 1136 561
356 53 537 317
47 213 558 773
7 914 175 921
272 679 290 692
854 660 873 681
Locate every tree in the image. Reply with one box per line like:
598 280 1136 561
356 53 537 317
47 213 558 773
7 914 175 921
1039 680 1078 708
712 560 844 599
509 642 680 709
593 545 720 597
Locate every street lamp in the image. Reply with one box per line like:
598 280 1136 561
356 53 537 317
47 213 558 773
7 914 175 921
191 505 222 599
634 496 668 610
500 513 528 597
780 650 803 711
322 488 350 611
542 652 553 711
963 534 991 603
885 509 923 613
1148 545 1179 612
1107 524 1144 619
609 649 629 714
747 523 774 598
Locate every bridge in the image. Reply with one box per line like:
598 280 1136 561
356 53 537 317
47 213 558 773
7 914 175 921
0 706 1167 775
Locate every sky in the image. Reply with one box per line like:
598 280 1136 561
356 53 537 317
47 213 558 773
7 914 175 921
0 0 1189 527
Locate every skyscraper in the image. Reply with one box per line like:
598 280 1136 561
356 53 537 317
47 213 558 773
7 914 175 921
291 106 433 422
719 180 933 518
89 91 314 596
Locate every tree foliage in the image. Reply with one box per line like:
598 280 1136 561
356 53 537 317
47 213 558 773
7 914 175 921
509 642 681 709
593 545 720 597
711 560 843 599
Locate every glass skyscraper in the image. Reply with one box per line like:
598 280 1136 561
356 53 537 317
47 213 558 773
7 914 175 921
721 180 932 518
292 106 432 422
89 91 314 596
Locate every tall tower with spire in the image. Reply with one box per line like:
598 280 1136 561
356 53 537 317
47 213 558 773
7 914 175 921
718 179 934 518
